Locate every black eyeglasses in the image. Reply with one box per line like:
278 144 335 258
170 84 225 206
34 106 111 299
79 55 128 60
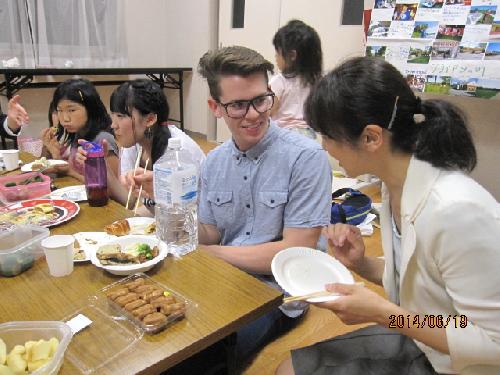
217 93 275 119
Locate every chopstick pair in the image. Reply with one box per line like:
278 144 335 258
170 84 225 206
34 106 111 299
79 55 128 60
132 158 149 216
125 149 142 210
283 282 365 303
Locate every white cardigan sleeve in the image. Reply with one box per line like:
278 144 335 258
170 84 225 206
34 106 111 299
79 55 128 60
432 200 500 371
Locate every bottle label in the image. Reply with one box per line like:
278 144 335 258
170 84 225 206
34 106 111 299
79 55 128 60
155 166 197 206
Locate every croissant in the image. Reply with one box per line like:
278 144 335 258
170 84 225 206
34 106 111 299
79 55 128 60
104 219 130 236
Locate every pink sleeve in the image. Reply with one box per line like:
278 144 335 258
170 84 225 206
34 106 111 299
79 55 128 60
270 74 285 99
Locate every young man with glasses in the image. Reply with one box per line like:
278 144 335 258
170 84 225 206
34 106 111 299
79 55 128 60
197 46 332 368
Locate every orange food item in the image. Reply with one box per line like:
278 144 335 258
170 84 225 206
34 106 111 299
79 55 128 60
104 219 130 236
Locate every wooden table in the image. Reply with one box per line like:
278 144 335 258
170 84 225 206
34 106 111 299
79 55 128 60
0 161 283 374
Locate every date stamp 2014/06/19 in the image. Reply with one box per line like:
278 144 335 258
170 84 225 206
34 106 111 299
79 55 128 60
388 314 468 329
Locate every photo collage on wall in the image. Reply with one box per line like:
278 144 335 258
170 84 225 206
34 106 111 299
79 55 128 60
367 0 500 99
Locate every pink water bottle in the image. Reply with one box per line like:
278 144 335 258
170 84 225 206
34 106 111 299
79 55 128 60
83 142 108 207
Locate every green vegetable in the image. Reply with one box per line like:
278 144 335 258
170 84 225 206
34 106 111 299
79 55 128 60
4 182 16 187
137 243 153 259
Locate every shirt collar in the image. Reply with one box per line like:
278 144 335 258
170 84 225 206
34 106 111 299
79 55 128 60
231 121 278 164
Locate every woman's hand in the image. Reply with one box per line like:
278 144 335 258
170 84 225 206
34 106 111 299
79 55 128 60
40 128 61 159
313 283 392 325
323 224 366 272
121 168 154 199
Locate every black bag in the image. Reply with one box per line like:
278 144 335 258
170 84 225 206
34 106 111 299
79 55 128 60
331 188 372 225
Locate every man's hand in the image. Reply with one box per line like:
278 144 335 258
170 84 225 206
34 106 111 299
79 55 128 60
7 95 29 132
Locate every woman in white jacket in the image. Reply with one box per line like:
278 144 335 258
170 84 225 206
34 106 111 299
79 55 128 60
277 57 500 375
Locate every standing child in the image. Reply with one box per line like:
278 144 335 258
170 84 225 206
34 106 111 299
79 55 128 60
270 19 322 139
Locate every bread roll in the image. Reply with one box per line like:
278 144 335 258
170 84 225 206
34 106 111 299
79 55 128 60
104 219 130 236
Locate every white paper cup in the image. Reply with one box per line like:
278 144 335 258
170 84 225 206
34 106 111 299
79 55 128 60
2 150 19 171
42 235 74 277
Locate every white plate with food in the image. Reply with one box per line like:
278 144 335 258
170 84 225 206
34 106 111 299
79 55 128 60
104 218 156 236
21 158 68 172
0 199 80 227
271 247 354 302
73 232 117 262
90 235 168 275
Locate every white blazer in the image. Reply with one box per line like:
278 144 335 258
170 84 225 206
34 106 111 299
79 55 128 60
380 157 500 375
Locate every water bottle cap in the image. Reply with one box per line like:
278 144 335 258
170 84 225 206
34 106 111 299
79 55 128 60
168 137 181 149
82 141 104 157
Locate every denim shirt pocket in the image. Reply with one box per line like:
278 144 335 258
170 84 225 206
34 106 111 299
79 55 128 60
257 191 288 235
207 191 234 228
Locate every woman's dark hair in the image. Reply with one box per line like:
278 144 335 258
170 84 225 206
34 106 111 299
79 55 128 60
52 78 111 146
305 57 476 172
111 79 171 165
272 19 323 86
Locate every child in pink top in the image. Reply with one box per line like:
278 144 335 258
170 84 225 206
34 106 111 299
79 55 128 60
270 20 322 139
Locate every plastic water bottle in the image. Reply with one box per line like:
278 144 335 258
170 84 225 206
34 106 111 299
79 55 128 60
153 137 198 255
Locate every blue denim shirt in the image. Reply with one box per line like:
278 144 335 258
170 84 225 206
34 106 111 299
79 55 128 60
199 122 332 317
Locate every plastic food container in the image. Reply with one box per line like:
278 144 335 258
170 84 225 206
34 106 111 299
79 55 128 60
0 172 51 203
0 320 73 375
0 225 50 277
63 300 143 374
99 273 191 334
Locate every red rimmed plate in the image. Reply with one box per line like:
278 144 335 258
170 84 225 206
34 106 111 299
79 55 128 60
1 198 80 227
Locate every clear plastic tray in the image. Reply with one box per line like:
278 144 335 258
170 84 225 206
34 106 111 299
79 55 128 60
63 299 143 375
0 224 50 277
97 273 192 334
0 320 73 375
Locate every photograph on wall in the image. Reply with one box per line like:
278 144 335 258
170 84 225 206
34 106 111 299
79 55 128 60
490 21 500 36
457 41 488 58
408 46 433 62
431 39 461 58
375 0 397 8
368 20 392 37
425 75 452 93
437 24 466 39
467 5 497 25
445 0 471 5
484 41 500 58
366 45 388 57
449 77 500 98
419 0 445 8
413 21 440 37
393 4 419 20
406 74 428 91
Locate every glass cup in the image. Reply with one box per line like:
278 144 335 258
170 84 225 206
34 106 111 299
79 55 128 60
2 150 20 171
41 235 74 277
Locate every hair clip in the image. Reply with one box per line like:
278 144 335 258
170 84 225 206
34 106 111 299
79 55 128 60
413 113 426 124
78 90 84 102
387 96 399 131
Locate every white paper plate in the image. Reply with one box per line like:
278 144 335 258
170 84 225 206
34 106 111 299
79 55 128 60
271 247 354 302
73 232 117 262
50 185 87 202
21 159 68 172
126 217 155 235
90 235 167 275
